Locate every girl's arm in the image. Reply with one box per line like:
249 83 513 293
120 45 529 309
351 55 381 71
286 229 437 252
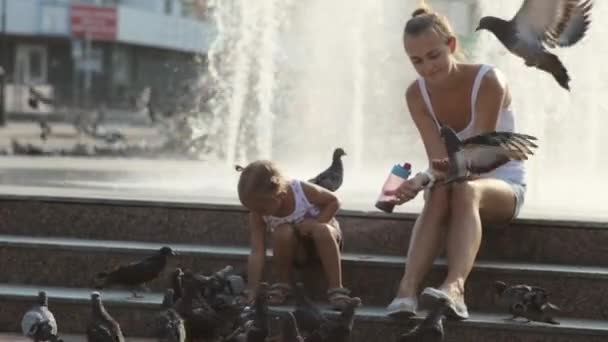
301 182 340 223
246 211 266 302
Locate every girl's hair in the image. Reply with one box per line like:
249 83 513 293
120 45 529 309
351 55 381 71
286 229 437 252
403 2 465 60
236 160 288 203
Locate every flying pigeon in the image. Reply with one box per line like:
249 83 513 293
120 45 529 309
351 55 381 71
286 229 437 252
21 291 63 342
476 0 593 91
440 125 538 184
309 147 347 192
28 86 54 109
86 291 125 342
94 246 176 298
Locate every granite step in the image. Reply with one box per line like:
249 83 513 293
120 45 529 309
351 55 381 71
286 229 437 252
1 196 608 266
2 235 607 321
0 333 153 342
1 284 607 342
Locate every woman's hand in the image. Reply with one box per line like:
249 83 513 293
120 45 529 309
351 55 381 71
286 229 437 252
430 158 449 181
383 158 451 205
384 179 424 205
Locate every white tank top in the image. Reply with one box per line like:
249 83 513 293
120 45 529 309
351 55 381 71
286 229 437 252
262 180 321 232
417 64 525 185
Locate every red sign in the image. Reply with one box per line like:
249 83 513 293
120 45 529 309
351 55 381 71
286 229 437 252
70 4 117 41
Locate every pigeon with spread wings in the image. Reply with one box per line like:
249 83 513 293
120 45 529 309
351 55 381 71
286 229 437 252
476 0 593 91
440 125 538 184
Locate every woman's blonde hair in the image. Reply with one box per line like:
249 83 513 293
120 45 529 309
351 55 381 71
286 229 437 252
403 1 465 60
236 160 288 203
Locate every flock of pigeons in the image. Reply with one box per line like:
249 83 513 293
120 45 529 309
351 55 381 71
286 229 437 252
18 245 562 342
19 245 363 342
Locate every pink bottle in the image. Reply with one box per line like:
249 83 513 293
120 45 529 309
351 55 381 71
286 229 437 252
375 162 412 213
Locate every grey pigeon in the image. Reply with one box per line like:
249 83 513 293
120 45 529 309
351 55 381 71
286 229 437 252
28 86 54 109
156 289 186 342
440 125 538 184
476 0 593 91
306 296 361 342
519 293 562 325
246 282 271 342
95 246 176 298
280 312 304 342
86 291 125 342
293 283 325 336
21 291 62 342
398 297 449 342
309 148 347 192
174 272 224 341
494 280 559 323
170 268 184 303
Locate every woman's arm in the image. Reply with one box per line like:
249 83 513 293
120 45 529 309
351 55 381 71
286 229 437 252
301 182 340 223
405 82 449 164
246 212 267 301
472 68 509 135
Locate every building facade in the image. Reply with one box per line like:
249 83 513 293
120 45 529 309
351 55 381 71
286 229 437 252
0 0 217 117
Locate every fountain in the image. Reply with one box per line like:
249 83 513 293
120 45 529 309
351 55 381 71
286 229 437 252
199 0 607 218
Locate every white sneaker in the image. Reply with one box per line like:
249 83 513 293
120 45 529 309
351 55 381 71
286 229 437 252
386 296 418 318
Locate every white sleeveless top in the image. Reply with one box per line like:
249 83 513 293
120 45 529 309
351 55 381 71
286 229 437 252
417 64 526 185
262 180 321 232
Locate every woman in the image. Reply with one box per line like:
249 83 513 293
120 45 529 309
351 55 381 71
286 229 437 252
385 6 527 320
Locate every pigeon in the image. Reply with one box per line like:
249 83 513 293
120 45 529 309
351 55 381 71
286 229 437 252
28 86 54 109
170 268 184 303
519 293 562 325
94 246 176 298
246 282 271 342
494 280 559 323
86 291 125 342
292 283 325 336
476 0 593 91
21 291 63 342
306 296 361 342
174 272 225 341
156 289 186 342
439 125 538 184
309 148 347 192
280 312 304 342
398 298 449 342
39 120 51 141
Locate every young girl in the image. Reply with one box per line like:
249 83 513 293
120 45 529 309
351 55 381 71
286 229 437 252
237 160 359 310
385 5 528 319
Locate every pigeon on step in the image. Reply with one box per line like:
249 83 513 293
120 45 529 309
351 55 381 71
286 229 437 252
246 282 271 342
476 0 593 91
170 268 184 303
494 280 560 324
309 148 347 192
519 295 562 325
293 283 325 336
86 291 125 342
21 291 63 342
398 297 449 342
155 288 186 342
440 125 538 184
174 272 224 341
306 296 360 342
94 246 176 298
280 312 304 342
